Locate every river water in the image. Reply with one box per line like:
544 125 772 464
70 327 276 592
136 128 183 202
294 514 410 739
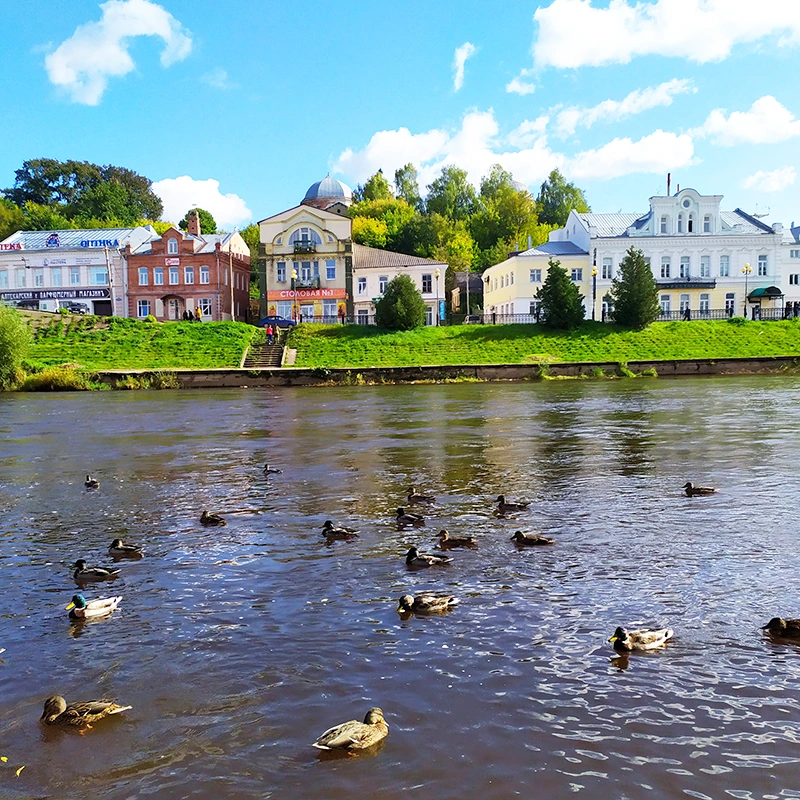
1 378 800 799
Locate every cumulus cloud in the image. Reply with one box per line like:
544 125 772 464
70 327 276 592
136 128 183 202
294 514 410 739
45 0 192 105
152 176 252 228
692 96 800 146
555 78 695 136
507 116 550 148
453 42 477 91
742 167 797 192
506 68 536 96
533 0 800 69
201 67 233 90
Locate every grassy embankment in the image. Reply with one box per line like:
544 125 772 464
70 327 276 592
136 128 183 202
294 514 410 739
287 319 800 368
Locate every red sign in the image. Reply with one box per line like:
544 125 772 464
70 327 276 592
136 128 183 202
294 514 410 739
0 243 23 250
165 258 180 266
266 287 346 300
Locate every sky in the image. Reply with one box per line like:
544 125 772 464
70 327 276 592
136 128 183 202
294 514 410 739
1 0 800 230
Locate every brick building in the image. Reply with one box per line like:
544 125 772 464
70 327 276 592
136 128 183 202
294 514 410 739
126 210 251 321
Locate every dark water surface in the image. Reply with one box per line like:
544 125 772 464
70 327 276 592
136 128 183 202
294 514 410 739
2 378 800 799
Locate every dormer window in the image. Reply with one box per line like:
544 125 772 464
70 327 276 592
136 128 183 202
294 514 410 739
660 216 668 234
677 214 684 233
168 239 178 255
703 215 711 233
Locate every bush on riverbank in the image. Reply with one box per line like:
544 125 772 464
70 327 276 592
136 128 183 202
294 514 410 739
0 307 32 388
287 319 800 368
20 366 105 391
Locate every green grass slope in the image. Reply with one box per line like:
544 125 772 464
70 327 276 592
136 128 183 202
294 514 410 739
288 320 800 368
28 315 260 370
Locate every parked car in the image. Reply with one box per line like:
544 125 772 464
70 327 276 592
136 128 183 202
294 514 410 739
463 314 483 324
259 315 297 328
61 302 90 315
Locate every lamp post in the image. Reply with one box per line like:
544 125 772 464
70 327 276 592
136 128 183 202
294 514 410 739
291 268 298 322
434 267 440 326
591 265 598 322
742 262 751 318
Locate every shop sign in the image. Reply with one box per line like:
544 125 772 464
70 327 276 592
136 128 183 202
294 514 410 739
165 258 180 266
80 239 119 248
266 287 346 301
0 243 23 250
45 233 60 248
0 288 110 301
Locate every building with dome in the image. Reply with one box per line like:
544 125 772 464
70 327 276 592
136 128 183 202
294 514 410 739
300 174 353 215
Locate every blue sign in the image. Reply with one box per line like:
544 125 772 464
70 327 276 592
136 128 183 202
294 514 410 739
45 233 60 248
439 300 446 320
80 239 119 248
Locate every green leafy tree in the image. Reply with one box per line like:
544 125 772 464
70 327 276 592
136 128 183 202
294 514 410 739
0 306 31 389
22 202 74 231
179 207 217 234
536 169 590 227
374 274 427 330
479 164 515 201
361 169 393 201
348 198 417 251
611 245 660 329
0 199 25 241
394 163 422 210
535 258 585 329
426 166 477 220
352 216 388 248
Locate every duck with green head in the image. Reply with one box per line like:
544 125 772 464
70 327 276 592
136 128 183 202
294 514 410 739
66 593 122 620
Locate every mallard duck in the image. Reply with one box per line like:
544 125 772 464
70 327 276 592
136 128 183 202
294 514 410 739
84 475 100 489
264 464 283 475
321 520 359 540
438 529 477 549
761 617 800 638
397 593 459 614
609 626 674 652
407 485 435 504
497 495 530 513
396 507 425 526
511 530 554 546
682 481 716 497
40 695 132 728
66 593 122 620
200 510 226 526
108 538 142 558
73 560 120 583
405 546 451 567
312 707 388 751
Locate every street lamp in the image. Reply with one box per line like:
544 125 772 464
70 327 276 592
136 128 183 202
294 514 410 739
742 262 751 318
291 268 298 322
591 265 598 322
434 267 440 326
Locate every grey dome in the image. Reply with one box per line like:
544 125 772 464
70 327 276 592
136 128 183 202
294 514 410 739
512 180 529 194
304 174 353 202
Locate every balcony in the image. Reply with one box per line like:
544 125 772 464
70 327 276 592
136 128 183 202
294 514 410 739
293 277 320 289
655 277 716 290
294 241 317 254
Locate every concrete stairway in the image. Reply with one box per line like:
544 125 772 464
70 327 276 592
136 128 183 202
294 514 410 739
242 334 284 368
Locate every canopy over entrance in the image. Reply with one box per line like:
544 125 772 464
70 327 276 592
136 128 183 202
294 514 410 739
748 286 783 300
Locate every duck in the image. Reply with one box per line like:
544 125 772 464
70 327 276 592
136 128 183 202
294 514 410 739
264 464 283 475
65 593 122 620
108 538 142 558
511 530 554 546
84 475 100 489
405 546 451 568
609 626 674 652
682 481 716 497
73 560 120 583
321 520 359 540
40 695 132 728
761 617 800 638
407 485 435 504
497 495 530 513
396 507 425 527
312 707 388 751
397 593 459 615
200 510 226 526
438 529 477 549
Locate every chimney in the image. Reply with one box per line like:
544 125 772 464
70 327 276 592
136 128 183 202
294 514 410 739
187 208 201 236
676 184 680 194
527 234 532 249
667 173 671 195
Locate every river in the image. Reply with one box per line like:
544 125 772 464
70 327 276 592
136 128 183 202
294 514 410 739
1 377 799 799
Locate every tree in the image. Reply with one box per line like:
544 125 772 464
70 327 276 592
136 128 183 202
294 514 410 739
179 207 217 234
426 166 476 220
479 164 515 201
394 163 422 210
535 258 585 329
536 169 590 227
374 274 427 330
22 202 73 231
0 306 31 389
0 199 24 241
348 198 417 251
352 216 388 248
611 246 660 329
360 169 393 201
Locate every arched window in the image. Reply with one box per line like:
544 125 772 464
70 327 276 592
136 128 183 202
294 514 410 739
660 216 668 234
688 213 695 233
677 214 684 233
289 227 322 246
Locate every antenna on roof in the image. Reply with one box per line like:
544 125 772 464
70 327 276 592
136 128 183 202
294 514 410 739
752 204 770 219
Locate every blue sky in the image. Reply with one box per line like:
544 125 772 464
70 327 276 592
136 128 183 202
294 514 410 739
1 0 799 229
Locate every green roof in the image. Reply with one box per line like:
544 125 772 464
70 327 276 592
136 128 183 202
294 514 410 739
748 286 783 299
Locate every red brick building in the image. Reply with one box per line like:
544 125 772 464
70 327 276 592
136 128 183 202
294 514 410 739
125 211 251 321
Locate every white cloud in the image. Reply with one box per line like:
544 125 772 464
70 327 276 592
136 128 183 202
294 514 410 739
507 116 550 148
533 0 800 69
152 176 252 228
692 96 800 146
506 68 536 96
201 67 233 90
45 0 192 105
453 42 477 91
555 78 695 136
567 130 695 180
742 167 797 192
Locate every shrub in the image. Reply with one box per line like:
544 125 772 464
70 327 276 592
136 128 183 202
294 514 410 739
145 314 158 324
374 274 427 331
20 367 93 391
0 306 32 389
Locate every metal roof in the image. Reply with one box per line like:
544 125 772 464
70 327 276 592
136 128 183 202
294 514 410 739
576 213 646 237
352 243 447 270
304 174 353 201
518 241 588 257
131 232 237 255
2 227 148 250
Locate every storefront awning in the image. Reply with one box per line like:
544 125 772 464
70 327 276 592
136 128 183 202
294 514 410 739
748 286 783 300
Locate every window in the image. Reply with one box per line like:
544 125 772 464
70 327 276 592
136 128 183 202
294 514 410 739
276 301 292 318
529 268 541 282
322 301 337 320
719 255 730 277
89 266 108 286
529 301 541 318
326 260 336 280
790 274 800 285
137 299 150 317
300 261 312 281
677 214 684 233
700 255 710 278
679 293 690 312
688 214 695 233
500 275 505 288
51 267 62 287
703 215 711 233
602 257 613 279
289 227 322 246
700 293 710 313
138 268 148 286
0 271 7 289
327 234 334 243
660 294 671 313
660 257 671 279
680 257 690 278
791 249 800 258
357 309 370 325
276 262 286 282
169 267 179 285
379 275 388 294
422 274 432 293
313 261 319 279
33 268 44 287
198 298 212 317
276 236 283 246
154 267 164 286
725 293 735 315
660 216 668 234
70 267 80 286
358 276 367 294
758 255 768 276
571 268 583 281
15 269 25 288
510 272 515 285
168 239 178 255
185 266 194 284
200 266 210 284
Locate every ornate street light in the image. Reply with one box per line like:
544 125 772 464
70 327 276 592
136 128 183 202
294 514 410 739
742 262 751 318
434 267 441 326
291 268 298 322
591 264 598 322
